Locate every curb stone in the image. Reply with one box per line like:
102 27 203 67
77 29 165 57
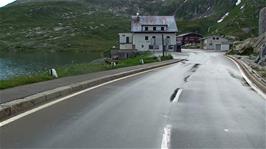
0 59 182 121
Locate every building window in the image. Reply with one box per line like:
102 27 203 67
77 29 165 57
149 45 154 49
145 27 148 31
168 45 173 49
161 27 165 31
166 36 170 45
151 36 156 45
153 27 156 31
216 37 219 40
145 36 149 40
126 37 130 43
213 37 215 40
142 45 144 48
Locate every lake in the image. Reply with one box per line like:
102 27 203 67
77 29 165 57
0 52 101 80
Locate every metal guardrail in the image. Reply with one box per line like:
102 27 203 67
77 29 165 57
227 55 266 94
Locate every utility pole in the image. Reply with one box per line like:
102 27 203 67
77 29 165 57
162 34 165 57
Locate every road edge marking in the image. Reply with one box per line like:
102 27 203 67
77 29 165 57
226 56 266 99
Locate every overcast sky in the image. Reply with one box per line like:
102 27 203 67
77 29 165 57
0 0 16 7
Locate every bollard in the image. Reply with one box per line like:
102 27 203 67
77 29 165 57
157 56 161 62
111 62 117 67
140 59 144 65
49 68 58 78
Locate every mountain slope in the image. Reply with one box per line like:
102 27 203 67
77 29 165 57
0 0 265 54
0 1 130 53
210 0 265 39
177 0 265 40
13 0 237 19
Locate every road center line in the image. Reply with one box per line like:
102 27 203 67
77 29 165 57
161 125 172 149
0 67 164 127
172 89 183 103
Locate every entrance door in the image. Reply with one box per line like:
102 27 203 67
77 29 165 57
126 37 130 44
216 44 221 50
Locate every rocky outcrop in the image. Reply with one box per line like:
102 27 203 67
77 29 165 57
259 7 266 35
232 33 266 55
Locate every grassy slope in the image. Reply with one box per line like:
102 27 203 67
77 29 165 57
0 1 130 54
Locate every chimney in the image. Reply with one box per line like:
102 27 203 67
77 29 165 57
136 12 140 22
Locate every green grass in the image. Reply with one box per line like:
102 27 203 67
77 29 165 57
0 53 173 89
177 17 216 35
0 1 130 54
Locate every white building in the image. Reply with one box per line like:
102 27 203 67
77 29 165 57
119 15 178 51
202 36 231 51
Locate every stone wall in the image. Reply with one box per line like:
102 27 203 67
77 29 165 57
259 7 266 35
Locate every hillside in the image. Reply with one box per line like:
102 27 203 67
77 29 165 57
177 0 266 40
13 0 237 20
210 0 266 39
0 0 265 54
0 1 130 54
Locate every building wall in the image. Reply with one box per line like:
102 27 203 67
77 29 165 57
203 36 230 51
119 33 133 50
120 44 134 50
133 33 176 51
221 44 230 51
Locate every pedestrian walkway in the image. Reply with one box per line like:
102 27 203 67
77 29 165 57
0 60 179 104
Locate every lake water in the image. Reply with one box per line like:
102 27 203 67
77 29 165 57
0 52 101 80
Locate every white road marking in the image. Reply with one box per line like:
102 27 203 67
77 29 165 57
227 56 266 99
172 89 183 103
224 129 229 132
0 67 163 127
161 125 172 149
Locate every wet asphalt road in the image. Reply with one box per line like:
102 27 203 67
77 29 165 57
0 49 265 148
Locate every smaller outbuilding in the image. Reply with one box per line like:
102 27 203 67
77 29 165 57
202 35 231 51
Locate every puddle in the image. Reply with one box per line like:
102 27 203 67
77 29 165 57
184 75 191 82
183 63 201 83
228 70 255 91
191 64 201 72
228 71 242 80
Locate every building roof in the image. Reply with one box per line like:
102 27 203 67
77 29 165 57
201 35 228 40
131 16 178 33
177 32 203 37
